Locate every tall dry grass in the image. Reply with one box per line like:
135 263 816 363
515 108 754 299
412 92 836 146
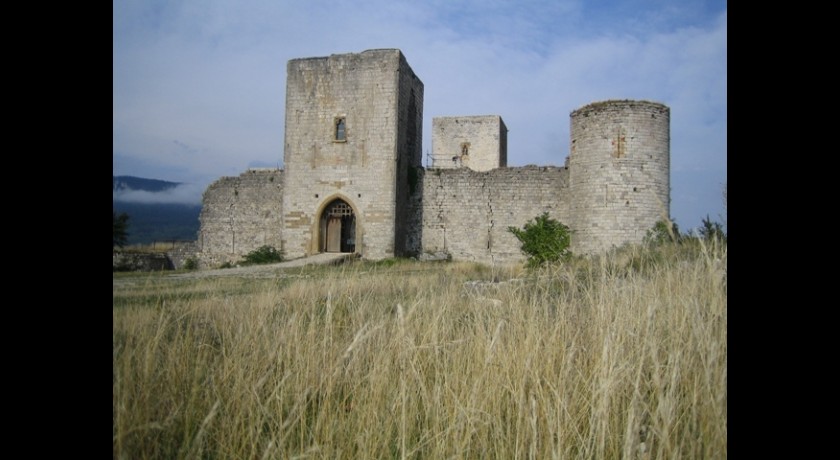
113 241 726 459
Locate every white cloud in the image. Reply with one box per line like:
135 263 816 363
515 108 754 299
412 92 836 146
114 0 726 229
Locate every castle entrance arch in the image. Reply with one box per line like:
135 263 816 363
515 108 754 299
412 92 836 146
319 199 356 253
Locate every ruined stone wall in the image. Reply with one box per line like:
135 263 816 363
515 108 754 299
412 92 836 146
166 241 200 269
418 166 570 264
568 100 670 254
282 49 418 260
431 116 508 172
197 169 284 267
113 252 174 272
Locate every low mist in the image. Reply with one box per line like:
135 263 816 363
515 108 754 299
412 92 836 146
113 182 204 205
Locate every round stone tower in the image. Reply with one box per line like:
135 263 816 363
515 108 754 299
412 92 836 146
568 100 670 254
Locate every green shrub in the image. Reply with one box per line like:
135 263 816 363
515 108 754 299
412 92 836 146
240 245 284 266
183 257 198 270
644 219 681 245
371 258 399 268
508 212 572 268
698 214 727 243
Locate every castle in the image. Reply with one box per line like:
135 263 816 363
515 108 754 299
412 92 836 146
191 49 670 267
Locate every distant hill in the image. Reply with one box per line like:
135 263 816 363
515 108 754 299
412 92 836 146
113 175 202 245
113 175 180 193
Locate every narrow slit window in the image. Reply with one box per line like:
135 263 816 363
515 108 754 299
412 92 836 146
335 117 346 141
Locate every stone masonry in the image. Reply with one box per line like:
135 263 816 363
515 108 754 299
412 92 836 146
191 49 670 267
413 166 569 264
196 168 283 268
280 49 423 261
568 100 670 254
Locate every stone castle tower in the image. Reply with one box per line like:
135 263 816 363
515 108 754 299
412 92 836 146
568 101 670 254
431 116 507 171
282 49 423 260
192 49 670 267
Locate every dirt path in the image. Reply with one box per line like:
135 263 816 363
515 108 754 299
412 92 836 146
114 253 356 288
168 253 356 280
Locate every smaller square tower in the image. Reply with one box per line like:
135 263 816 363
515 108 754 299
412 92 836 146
431 115 508 171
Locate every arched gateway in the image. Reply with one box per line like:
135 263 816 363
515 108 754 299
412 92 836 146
319 199 356 253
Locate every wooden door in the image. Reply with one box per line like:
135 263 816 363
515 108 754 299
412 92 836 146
326 216 342 252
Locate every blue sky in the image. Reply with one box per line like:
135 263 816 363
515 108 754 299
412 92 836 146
113 0 726 232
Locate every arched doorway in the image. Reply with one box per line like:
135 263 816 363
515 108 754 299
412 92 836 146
319 199 356 253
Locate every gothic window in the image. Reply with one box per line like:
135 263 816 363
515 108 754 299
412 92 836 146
334 117 346 142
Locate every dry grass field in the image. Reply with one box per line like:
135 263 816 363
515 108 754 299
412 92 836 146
113 240 726 459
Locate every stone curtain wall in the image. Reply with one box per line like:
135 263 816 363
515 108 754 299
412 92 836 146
431 116 508 172
197 169 284 267
113 252 174 272
568 100 670 254
166 241 200 270
282 49 414 260
418 166 571 264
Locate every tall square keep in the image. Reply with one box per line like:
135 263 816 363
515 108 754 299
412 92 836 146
282 49 423 260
